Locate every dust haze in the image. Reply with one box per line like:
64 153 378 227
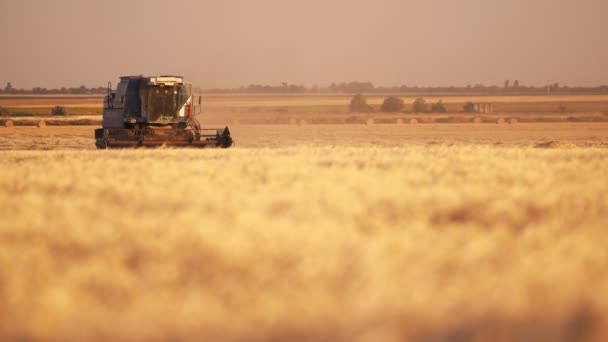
3 1 608 340
1 0 607 88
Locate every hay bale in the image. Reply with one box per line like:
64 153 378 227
496 118 506 124
366 118 375 125
396 118 405 125
4 120 13 128
472 117 482 123
37 120 46 128
508 118 518 124
409 118 418 124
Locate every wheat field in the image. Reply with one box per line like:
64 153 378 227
1 133 608 340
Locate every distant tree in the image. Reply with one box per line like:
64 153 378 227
345 81 374 93
330 81 375 93
430 100 447 113
289 84 306 93
463 102 476 113
380 96 404 112
349 93 374 112
513 80 520 88
51 106 68 116
553 82 560 91
32 87 49 94
4 82 14 93
504 80 510 89
412 97 427 113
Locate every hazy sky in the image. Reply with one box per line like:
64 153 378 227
1 0 607 88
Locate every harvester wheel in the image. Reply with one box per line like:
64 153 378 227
95 139 108 149
220 135 233 148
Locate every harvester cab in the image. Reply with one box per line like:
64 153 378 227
95 75 233 148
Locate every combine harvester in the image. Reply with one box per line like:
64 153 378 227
95 75 233 148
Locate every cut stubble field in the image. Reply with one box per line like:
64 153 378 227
2 123 608 150
2 94 608 117
1 123 608 340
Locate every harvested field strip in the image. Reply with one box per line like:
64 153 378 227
3 95 608 114
0 119 101 126
3 114 608 127
2 107 102 116
2 124 608 150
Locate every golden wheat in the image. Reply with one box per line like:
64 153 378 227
1 145 607 340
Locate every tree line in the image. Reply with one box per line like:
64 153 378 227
201 80 608 95
2 80 608 95
350 95 450 113
0 82 106 95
